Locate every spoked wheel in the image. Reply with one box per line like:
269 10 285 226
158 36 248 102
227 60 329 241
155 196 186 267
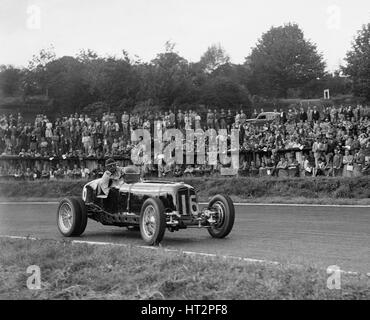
207 194 235 239
57 197 87 237
139 198 166 245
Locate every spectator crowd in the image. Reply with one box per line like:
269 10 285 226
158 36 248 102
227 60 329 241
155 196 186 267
0 104 370 180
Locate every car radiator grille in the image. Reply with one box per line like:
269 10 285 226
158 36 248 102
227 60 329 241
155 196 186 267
177 187 196 216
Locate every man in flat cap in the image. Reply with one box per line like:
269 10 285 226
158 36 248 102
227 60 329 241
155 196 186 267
98 158 140 197
98 158 124 197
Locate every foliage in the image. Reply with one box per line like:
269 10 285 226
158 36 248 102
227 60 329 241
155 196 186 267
1 238 369 299
0 65 23 96
82 101 109 117
1 237 369 300
342 23 370 102
144 44 195 106
0 22 367 114
199 43 230 74
22 46 56 96
200 75 251 108
247 23 326 98
1 176 369 205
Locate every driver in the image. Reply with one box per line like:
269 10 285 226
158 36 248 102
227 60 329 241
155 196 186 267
98 158 125 197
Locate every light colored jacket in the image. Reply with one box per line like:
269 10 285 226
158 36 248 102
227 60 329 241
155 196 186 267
99 167 124 196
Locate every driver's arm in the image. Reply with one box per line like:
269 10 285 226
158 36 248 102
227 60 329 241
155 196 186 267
110 166 125 180
100 170 113 195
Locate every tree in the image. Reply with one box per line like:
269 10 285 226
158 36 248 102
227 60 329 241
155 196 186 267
342 23 370 101
200 75 251 108
247 23 326 98
22 46 56 96
199 44 230 74
76 50 141 112
0 65 23 96
142 42 195 106
94 56 140 109
46 56 91 112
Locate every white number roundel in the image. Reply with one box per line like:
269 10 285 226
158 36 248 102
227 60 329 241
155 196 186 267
82 187 87 201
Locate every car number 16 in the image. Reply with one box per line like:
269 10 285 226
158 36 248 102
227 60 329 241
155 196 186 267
181 194 199 215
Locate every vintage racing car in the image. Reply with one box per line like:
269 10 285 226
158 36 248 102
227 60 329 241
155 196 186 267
57 167 235 245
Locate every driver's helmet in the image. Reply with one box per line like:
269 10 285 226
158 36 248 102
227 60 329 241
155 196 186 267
123 165 141 183
105 158 117 171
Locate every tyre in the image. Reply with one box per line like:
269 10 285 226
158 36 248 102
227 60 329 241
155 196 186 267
71 196 88 236
57 197 87 237
139 198 166 245
207 194 235 239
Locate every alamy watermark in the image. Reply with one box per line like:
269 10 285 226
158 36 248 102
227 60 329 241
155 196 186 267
130 124 240 175
26 4 41 30
26 265 41 290
326 4 341 30
327 265 341 290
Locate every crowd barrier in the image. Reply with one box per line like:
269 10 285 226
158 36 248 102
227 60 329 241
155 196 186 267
4 148 368 179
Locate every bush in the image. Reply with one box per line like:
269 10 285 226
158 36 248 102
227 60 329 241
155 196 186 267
333 185 353 199
1 176 369 202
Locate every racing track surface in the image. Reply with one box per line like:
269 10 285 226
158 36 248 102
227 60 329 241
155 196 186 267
0 202 369 273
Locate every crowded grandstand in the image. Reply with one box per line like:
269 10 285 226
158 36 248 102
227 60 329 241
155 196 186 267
0 104 369 180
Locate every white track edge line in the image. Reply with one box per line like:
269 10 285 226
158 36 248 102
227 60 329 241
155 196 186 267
0 201 369 208
0 234 367 276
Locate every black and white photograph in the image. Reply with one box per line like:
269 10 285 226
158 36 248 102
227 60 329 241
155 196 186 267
0 0 369 306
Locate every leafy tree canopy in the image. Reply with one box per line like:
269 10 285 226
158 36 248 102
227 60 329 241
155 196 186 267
342 23 370 101
247 23 326 98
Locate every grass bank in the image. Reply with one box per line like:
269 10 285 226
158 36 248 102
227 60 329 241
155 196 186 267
1 176 370 205
0 238 369 300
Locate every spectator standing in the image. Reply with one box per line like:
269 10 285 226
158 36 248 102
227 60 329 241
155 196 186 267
280 108 287 124
332 148 343 176
307 106 313 122
353 148 365 177
240 110 246 126
214 109 220 131
169 110 176 128
312 106 320 122
184 111 191 130
206 109 214 130
121 111 130 135
177 109 184 129
194 112 201 130
226 109 234 131
252 109 258 118
342 149 354 177
219 109 227 129
299 107 308 122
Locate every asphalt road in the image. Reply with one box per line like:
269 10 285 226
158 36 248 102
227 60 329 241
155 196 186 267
0 202 369 273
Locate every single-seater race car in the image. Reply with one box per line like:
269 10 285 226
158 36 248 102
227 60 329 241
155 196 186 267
57 166 235 245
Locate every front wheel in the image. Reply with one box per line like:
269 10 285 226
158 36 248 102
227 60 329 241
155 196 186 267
57 197 87 237
139 198 166 245
207 194 235 239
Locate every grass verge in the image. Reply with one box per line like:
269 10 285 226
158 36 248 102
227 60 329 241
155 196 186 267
1 176 370 205
0 238 369 300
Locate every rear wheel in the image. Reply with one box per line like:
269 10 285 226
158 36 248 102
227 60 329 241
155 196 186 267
139 198 166 245
57 197 87 237
207 194 235 239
